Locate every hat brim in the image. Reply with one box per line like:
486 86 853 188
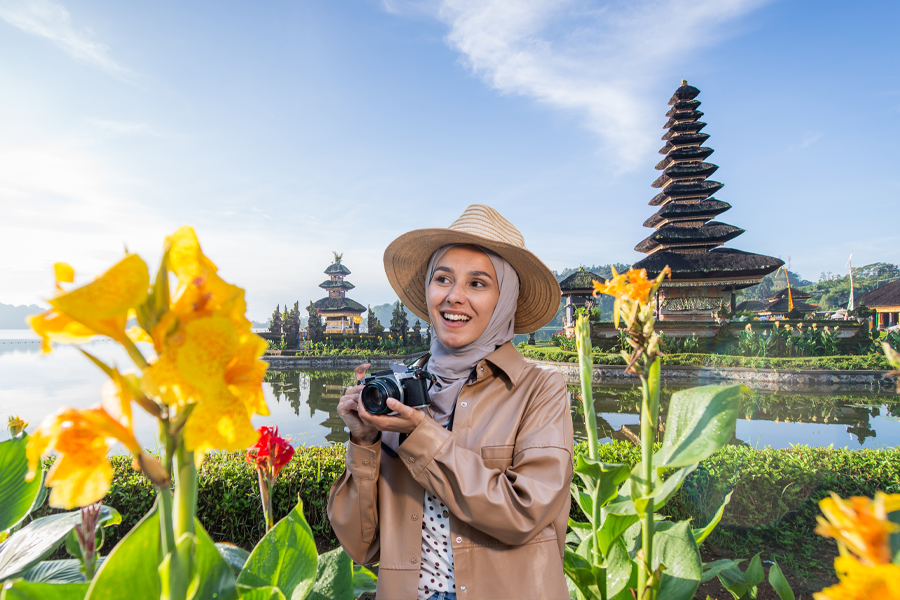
384 228 562 334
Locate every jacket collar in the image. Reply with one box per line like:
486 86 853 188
482 342 527 387
418 342 527 387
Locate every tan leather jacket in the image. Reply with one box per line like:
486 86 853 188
327 342 574 600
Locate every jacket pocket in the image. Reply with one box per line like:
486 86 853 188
481 445 514 470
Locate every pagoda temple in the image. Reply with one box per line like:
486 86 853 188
313 252 366 333
559 268 606 333
632 81 783 322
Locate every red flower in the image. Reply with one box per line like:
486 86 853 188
246 426 294 477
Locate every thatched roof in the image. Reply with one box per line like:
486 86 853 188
668 82 701 104
319 280 355 290
655 146 714 170
650 180 723 205
761 297 816 315
313 297 366 313
651 162 719 188
635 222 743 253
632 248 784 281
659 132 710 154
735 300 769 312
559 270 606 294
324 263 351 275
663 110 703 126
858 279 900 308
666 100 701 114
768 287 812 301
643 199 730 228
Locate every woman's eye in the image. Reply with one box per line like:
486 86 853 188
471 280 486 288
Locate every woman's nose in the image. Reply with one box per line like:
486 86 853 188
446 282 466 304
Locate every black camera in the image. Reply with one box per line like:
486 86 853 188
359 364 435 415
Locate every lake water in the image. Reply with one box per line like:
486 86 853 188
2 329 898 450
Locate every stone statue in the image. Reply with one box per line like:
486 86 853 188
269 304 283 335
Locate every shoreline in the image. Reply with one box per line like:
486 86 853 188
262 351 428 369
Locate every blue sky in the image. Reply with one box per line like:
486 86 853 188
1 0 898 322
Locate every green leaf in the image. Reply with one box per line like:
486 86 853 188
573 457 630 512
716 564 750 599
654 384 744 469
767 562 795 600
236 500 317 600
0 506 117 581
597 513 639 558
0 581 88 600
651 522 702 600
0 435 44 532
605 479 637 517
22 559 105 584
605 539 633 599
571 483 594 524
307 548 352 600
352 564 377 599
743 553 764 588
216 543 251 576
563 548 602 600
700 559 743 583
190 522 239 600
692 491 733 545
84 505 161 600
236 586 286 600
646 357 661 429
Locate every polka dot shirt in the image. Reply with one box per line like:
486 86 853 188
417 490 455 599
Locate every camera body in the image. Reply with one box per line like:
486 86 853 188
359 364 434 415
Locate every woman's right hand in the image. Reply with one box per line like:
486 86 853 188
337 363 380 446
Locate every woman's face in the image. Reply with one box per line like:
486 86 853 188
427 245 500 348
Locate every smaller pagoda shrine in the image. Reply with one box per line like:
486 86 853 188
632 81 784 323
559 268 606 334
312 252 366 333
736 288 816 318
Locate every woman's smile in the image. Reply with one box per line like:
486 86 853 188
427 245 500 348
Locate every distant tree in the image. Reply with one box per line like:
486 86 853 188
390 301 409 344
306 302 324 343
411 320 422 346
367 305 384 334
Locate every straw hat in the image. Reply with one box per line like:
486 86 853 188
383 204 561 334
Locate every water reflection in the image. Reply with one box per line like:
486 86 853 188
570 384 900 449
266 370 355 444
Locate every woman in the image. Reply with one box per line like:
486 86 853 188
328 204 573 600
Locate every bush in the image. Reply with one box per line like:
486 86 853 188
518 345 893 371
81 442 900 564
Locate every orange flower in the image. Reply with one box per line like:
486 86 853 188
593 266 670 305
814 556 900 600
815 492 900 565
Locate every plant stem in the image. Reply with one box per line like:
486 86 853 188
638 367 656 600
575 316 598 461
258 470 274 531
173 444 197 538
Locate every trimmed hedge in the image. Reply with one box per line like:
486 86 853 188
518 346 892 371
69 443 900 558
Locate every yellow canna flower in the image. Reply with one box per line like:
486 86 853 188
29 254 150 353
815 492 900 566
145 317 269 455
814 556 900 600
27 406 142 509
7 416 28 436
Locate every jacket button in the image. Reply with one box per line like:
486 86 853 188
456 536 462 543
361 460 369 466
411 514 418 521
460 402 467 407
409 557 417 564
407 456 415 464
461 586 466 592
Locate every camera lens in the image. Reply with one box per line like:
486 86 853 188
361 379 401 415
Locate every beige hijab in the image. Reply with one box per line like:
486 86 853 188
425 244 520 426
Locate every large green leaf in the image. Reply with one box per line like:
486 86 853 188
191 522 239 600
767 562 795 600
216 543 251 576
307 548 352 600
0 581 88 600
573 458 630 514
0 436 44 532
0 506 117 582
236 500 317 600
700 559 743 583
715 562 750 599
692 491 732 545
654 385 744 469
563 548 602 600
743 553 764 588
352 564 377 599
597 513 638 558
605 539 633 599
236 586 286 600
84 505 161 600
22 559 104 583
651 522 701 600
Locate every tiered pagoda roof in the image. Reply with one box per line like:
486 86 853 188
559 269 606 295
633 81 783 288
314 253 365 315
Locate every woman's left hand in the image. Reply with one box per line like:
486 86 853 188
357 398 425 434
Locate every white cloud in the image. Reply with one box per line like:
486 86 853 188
88 119 162 137
385 0 772 168
0 0 135 81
